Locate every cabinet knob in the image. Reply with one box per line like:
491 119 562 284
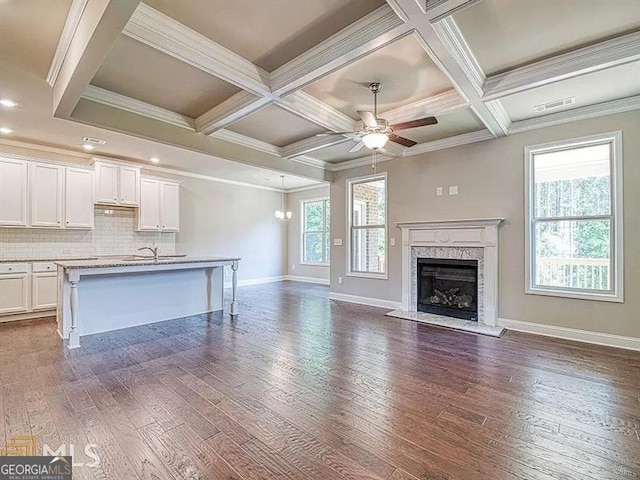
8 267 12 271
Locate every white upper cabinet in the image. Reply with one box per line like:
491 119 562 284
94 161 118 205
30 162 64 228
0 157 28 226
119 165 140 206
139 178 161 231
65 167 94 229
139 178 179 232
161 181 180 232
94 160 140 206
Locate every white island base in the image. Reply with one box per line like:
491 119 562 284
56 257 240 348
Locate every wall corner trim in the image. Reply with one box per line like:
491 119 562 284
328 292 402 310
497 318 640 351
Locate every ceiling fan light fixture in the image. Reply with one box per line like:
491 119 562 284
362 132 388 150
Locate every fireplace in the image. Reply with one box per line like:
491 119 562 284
417 258 478 320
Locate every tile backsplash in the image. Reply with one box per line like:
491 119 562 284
0 207 176 260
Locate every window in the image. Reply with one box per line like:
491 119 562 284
348 174 387 277
302 198 330 264
525 131 623 302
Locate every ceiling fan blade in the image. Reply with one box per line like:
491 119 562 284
388 133 417 148
316 131 356 136
357 110 378 128
390 117 438 131
348 141 365 153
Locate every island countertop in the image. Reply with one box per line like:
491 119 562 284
55 256 241 269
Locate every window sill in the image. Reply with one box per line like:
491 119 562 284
300 262 330 267
526 286 623 303
347 271 388 280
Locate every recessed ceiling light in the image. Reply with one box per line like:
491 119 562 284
82 144 95 151
0 99 17 108
0 127 13 134
150 157 160 163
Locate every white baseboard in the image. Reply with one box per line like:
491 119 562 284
284 275 330 285
0 310 56 323
498 318 640 351
329 292 403 310
224 275 285 288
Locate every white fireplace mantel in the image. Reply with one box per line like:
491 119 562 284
396 218 504 326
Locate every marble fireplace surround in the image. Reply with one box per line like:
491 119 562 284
397 218 504 327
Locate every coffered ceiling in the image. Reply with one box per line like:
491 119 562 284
1 0 639 187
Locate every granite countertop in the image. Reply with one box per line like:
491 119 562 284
0 257 98 263
55 256 241 269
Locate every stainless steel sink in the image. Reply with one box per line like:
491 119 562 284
120 254 187 261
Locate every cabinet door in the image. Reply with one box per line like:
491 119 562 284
119 165 140 206
139 178 160 230
0 157 28 226
94 161 118 205
32 272 57 311
65 168 94 228
160 181 179 232
30 162 64 228
0 274 29 314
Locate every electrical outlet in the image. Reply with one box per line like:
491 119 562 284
390 237 396 246
436 187 443 197
338 276 343 285
449 185 459 196
292 264 296 270
333 238 343 246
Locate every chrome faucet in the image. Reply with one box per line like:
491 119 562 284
137 246 159 260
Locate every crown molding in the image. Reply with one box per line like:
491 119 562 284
482 100 512 134
123 3 270 96
195 93 272 135
46 0 89 87
82 85 196 130
425 0 482 23
285 183 330 194
327 152 395 171
277 91 355 133
404 129 494 156
508 95 640 134
270 4 410 95
483 31 640 101
210 129 281 157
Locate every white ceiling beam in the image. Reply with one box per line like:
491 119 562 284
423 0 482 23
83 85 196 130
209 129 282 157
195 92 273 135
281 135 353 159
270 4 411 96
277 91 356 133
386 0 509 136
403 129 493 156
508 95 640 134
483 31 640 101
122 3 271 96
52 0 140 117
46 0 89 87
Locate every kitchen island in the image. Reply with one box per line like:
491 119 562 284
56 256 240 349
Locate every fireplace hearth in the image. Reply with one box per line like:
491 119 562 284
417 258 478 320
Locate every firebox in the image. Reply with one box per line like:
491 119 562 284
417 258 478 320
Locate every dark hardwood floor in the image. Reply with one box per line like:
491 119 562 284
1 281 639 479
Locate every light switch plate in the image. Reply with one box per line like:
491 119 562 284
390 237 396 246
436 187 443 197
333 238 343 246
449 185 459 195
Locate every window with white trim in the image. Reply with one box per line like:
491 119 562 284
525 131 623 302
302 198 330 264
348 174 387 276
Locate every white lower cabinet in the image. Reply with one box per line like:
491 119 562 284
32 272 57 311
0 273 29 315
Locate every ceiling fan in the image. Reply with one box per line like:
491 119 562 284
316 82 438 153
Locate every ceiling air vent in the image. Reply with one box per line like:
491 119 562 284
82 136 107 145
534 97 575 113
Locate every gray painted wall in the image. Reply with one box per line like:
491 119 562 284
329 110 640 338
